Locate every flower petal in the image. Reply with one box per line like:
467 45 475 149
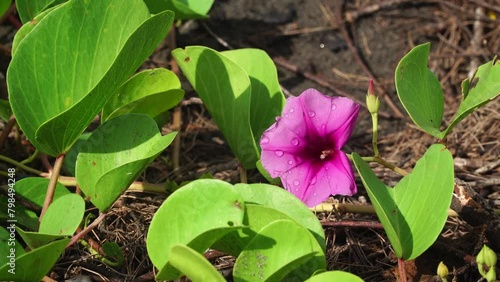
298 89 360 148
260 96 310 177
280 151 356 207
260 149 306 178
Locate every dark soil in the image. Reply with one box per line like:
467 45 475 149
1 1 499 281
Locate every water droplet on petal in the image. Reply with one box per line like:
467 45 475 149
325 166 329 171
284 113 289 118
313 193 317 197
261 136 269 144
321 124 326 130
268 122 278 132
288 160 293 165
274 150 284 157
293 180 300 186
289 108 294 113
331 103 337 110
291 138 299 146
310 177 317 185
308 111 316 118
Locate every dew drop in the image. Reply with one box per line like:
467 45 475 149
274 150 284 157
291 138 299 146
331 103 337 110
293 180 300 186
289 108 294 113
310 177 317 185
321 124 326 130
261 136 270 144
325 166 329 171
313 193 317 197
284 113 289 118
308 111 316 118
288 160 293 165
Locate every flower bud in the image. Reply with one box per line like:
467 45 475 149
477 245 497 267
437 261 449 279
477 245 498 281
366 79 380 114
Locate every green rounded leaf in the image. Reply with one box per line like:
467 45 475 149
233 219 319 282
442 58 500 137
169 244 225 282
0 1 11 19
76 114 176 212
39 193 84 236
11 6 57 56
352 144 454 260
235 183 325 252
14 177 70 207
172 46 259 169
15 0 64 24
221 49 286 145
102 68 184 125
0 238 69 282
0 177 70 231
306 271 364 282
15 227 64 250
8 0 174 156
144 0 214 19
395 43 444 138
213 204 299 256
0 99 12 122
0 226 25 267
147 179 245 280
63 132 91 176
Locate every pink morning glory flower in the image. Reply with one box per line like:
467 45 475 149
260 88 360 207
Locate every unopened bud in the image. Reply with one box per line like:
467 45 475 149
477 245 498 281
437 261 449 279
366 80 380 114
477 245 497 267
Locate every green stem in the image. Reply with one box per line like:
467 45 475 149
20 149 39 165
239 164 248 184
371 112 380 156
39 154 65 222
0 154 45 175
361 156 409 176
0 154 167 193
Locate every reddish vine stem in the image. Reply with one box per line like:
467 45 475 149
320 220 383 229
328 1 405 119
39 153 65 222
67 212 107 248
398 258 408 282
